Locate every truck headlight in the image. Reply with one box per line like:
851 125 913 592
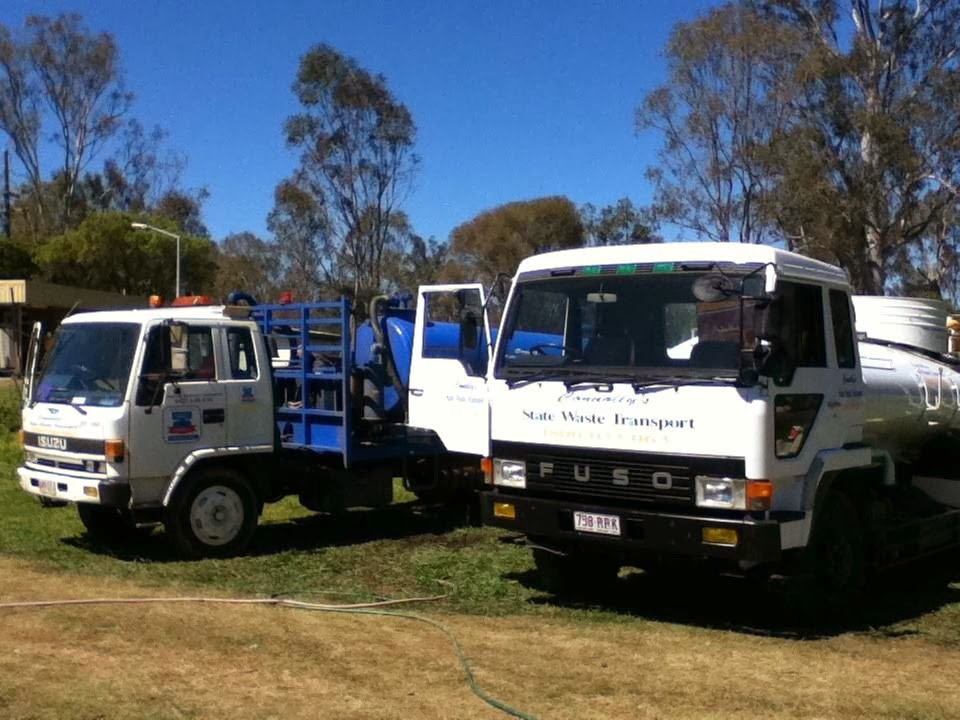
695 476 773 511
493 459 526 489
696 476 746 509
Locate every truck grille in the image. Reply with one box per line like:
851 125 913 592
494 441 746 510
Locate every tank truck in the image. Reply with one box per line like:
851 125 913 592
474 243 960 601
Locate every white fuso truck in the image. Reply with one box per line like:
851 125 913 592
465 242 960 599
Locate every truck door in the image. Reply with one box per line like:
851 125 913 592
219 324 274 447
408 284 491 456
771 283 860 461
129 323 227 503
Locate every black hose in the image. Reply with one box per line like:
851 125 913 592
368 294 409 410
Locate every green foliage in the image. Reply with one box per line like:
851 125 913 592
267 177 330 300
0 385 21 432
277 43 419 298
759 0 960 296
381 233 448 295
637 4 800 244
645 1 960 297
0 237 37 277
581 199 659 245
0 14 132 231
34 212 216 296
0 14 204 264
446 196 585 288
212 231 281 303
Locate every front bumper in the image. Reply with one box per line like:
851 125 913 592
481 491 782 565
17 466 131 507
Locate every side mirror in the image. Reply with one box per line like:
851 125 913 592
741 275 768 299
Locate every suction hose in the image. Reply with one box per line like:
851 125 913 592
369 294 409 410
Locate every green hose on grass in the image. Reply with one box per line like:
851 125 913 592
0 592 540 720
318 606 540 720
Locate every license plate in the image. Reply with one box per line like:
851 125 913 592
37 479 58 498
573 511 621 536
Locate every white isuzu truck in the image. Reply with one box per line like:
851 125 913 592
17 290 492 557
474 242 960 602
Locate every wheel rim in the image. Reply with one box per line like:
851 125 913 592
189 484 245 547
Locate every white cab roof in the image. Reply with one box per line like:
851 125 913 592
61 305 252 325
516 242 849 287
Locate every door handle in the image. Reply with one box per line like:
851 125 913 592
410 388 424 397
203 408 225 424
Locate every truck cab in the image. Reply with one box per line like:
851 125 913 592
19 305 275 554
472 243 960 600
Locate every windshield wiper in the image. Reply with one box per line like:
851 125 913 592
629 374 738 393
504 368 579 389
564 380 617 392
43 389 89 414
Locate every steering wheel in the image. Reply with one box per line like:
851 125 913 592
529 343 583 358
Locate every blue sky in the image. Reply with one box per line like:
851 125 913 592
2 0 717 243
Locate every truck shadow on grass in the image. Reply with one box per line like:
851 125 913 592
63 500 480 562
252 500 481 554
512 567 960 639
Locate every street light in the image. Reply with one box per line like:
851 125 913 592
131 222 181 298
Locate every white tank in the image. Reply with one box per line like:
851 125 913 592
859 340 960 463
853 296 949 354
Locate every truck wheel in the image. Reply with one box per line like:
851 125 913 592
165 468 257 559
532 548 620 595
77 504 148 542
806 491 866 611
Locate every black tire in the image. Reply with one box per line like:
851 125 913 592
77 503 149 542
795 490 866 617
164 468 258 559
532 548 620 595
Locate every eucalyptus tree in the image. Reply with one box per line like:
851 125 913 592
279 44 419 298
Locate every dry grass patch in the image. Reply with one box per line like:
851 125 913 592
2 558 960 720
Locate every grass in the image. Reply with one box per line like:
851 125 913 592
0 431 540 615
3 382 960 717
2 426 959 633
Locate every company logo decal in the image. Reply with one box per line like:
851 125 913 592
523 408 694 430
540 461 674 489
164 408 200 443
36 435 67 450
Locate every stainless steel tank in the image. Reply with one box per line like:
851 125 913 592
859 340 960 463
853 296 949 354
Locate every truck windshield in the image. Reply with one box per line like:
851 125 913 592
495 272 761 381
35 322 140 408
